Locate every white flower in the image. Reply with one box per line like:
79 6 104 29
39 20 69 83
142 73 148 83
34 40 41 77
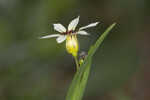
39 16 99 43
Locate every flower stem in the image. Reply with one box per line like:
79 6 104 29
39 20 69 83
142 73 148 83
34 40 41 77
74 56 79 71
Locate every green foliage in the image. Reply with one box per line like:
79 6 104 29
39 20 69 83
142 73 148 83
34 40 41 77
66 23 116 100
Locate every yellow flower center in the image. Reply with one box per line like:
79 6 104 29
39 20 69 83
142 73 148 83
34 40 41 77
66 35 79 57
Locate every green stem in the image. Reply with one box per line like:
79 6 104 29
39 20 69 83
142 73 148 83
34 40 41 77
74 56 79 71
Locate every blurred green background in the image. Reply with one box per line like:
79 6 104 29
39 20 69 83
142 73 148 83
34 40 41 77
0 0 149 100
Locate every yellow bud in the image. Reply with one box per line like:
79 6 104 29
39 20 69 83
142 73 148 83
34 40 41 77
79 59 84 65
66 35 79 57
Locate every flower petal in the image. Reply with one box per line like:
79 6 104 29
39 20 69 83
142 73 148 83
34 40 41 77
77 31 89 35
39 34 60 39
79 22 99 30
53 24 66 33
56 35 67 43
68 16 80 31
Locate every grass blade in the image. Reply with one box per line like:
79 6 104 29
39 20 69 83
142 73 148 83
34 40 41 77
66 23 116 100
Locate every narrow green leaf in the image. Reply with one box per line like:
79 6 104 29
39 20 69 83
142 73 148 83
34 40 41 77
66 23 116 100
66 58 92 100
88 22 116 57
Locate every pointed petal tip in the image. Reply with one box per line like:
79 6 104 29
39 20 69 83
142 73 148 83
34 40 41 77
68 16 80 31
39 36 46 39
92 22 100 26
39 34 60 39
95 22 100 25
79 21 100 30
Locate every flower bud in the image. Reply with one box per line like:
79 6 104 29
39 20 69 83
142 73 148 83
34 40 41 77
66 35 79 57
79 51 87 65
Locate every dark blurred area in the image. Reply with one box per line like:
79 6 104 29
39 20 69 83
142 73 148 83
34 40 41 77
0 0 149 100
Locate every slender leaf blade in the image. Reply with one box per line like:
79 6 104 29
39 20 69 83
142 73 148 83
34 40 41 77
66 23 116 100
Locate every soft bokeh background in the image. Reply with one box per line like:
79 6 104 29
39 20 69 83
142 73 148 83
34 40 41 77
0 0 149 100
